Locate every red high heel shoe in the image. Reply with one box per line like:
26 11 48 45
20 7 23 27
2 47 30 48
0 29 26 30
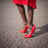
23 25 36 38
19 24 29 33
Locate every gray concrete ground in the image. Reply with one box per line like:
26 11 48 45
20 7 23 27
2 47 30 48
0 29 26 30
0 0 48 48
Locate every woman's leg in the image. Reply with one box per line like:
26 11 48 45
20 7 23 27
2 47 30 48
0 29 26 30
16 4 27 28
27 6 34 33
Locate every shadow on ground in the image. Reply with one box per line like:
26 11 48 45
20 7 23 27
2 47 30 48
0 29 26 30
32 24 48 38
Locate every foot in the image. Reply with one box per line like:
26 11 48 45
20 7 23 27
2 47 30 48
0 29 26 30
26 24 33 35
23 24 36 38
19 22 29 33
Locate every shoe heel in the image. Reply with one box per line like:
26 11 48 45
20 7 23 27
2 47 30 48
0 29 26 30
32 31 35 36
34 32 35 36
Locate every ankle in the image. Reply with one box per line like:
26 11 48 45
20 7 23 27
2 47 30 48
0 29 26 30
23 21 28 25
28 24 33 29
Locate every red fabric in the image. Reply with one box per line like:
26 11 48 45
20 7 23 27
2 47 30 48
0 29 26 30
12 0 37 9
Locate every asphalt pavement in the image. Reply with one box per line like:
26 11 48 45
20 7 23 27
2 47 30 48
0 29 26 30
0 0 48 48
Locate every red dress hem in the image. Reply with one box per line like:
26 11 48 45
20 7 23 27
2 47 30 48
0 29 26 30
12 0 37 9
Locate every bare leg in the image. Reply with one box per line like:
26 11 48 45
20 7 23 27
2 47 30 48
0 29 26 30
16 4 27 28
27 6 34 34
